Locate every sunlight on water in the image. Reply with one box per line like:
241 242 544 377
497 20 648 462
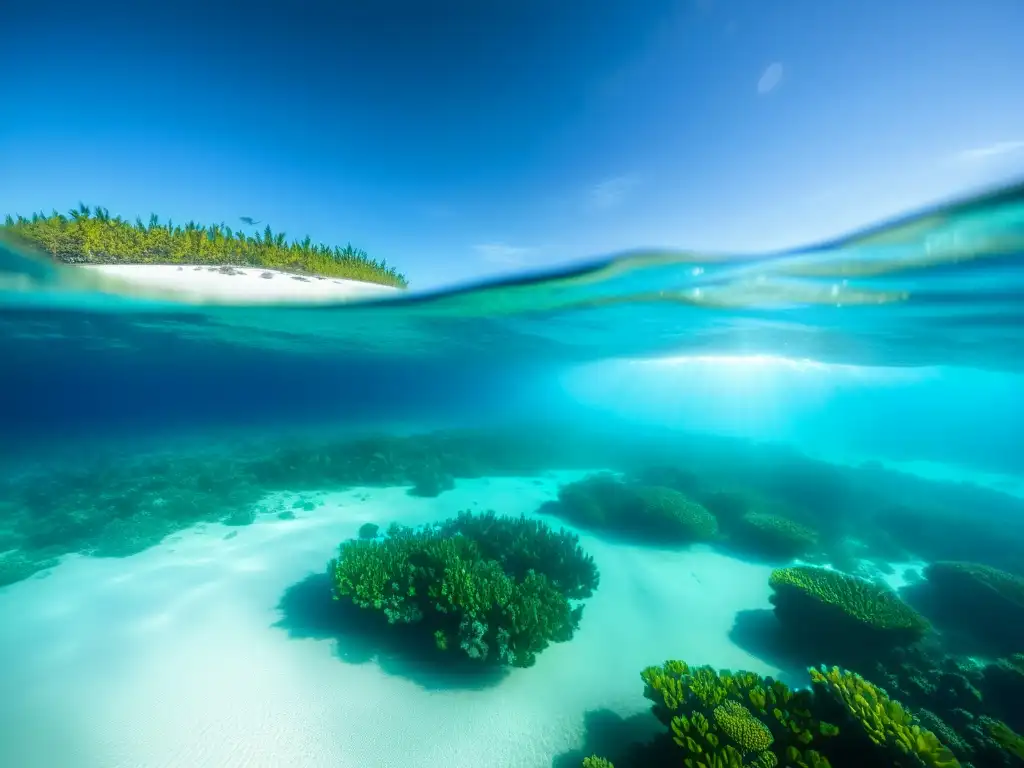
1 183 1024 768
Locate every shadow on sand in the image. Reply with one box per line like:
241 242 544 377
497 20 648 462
727 608 817 689
550 708 667 768
273 572 509 691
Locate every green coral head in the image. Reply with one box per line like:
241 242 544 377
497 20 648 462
634 486 720 539
770 565 929 634
741 512 818 543
713 700 774 752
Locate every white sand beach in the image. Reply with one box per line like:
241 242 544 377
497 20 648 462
77 264 400 304
0 473 780 768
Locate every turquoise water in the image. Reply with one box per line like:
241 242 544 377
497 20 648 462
1 184 1023 767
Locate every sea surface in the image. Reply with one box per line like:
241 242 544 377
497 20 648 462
1 184 1023 768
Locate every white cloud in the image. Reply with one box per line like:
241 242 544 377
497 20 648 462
587 175 638 210
757 62 784 95
472 242 535 266
955 140 1024 162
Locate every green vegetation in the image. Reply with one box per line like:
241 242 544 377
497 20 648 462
630 465 703 497
2 204 407 287
809 666 960 767
727 511 821 561
768 565 930 653
583 659 972 768
327 511 598 668
696 490 754 527
0 551 58 588
863 643 1024 767
986 719 1024 761
924 562 1024 608
640 660 836 768
0 427 612 589
3 423 1024 765
0 451 267 567
553 474 719 544
439 511 599 600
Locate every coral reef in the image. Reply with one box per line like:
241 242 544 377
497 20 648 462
986 720 1024 761
696 490 753 527
768 566 930 661
980 655 1024 733
870 499 1024 578
630 465 702 497
712 700 775 751
583 658 980 768
552 474 719 544
727 511 820 561
438 511 599 600
407 464 455 497
631 486 719 541
0 551 58 587
4 421 1024 593
4 422 1024 764
870 642 985 722
909 562 1024 656
327 511 597 667
809 665 960 767
909 710 1024 768
639 660 837 767
0 450 267 570
862 642 1024 768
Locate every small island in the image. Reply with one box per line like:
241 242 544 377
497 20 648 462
2 204 407 288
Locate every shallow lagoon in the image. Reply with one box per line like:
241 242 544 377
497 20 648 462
2 187 1024 767
1 419 1023 768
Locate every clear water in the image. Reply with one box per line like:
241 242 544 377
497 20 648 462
1 184 1023 768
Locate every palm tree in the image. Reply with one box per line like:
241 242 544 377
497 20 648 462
1 204 407 286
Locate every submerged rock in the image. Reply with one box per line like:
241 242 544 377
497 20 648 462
223 507 257 527
408 468 455 498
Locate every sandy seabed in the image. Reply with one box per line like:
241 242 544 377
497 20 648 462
0 474 780 768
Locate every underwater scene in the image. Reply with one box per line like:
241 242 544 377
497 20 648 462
2 185 1024 768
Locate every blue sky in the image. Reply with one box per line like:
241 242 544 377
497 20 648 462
2 0 1023 289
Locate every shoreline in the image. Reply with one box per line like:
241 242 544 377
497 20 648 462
76 263 401 304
